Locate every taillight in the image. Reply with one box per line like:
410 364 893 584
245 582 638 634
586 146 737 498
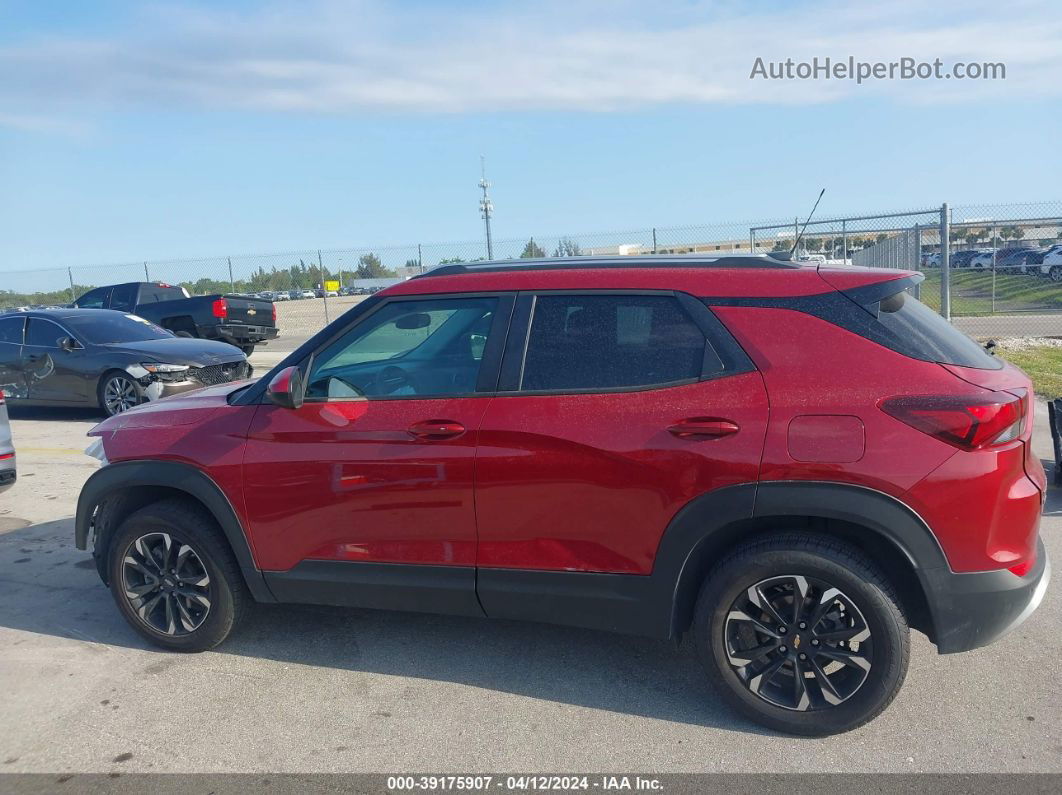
879 391 1025 450
271 301 277 325
0 389 5 404
212 298 228 319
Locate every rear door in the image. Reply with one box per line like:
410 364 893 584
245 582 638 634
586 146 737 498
474 290 769 583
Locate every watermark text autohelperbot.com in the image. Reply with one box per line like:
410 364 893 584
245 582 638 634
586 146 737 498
750 56 1005 83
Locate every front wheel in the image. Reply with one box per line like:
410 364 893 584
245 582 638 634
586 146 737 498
98 371 143 416
1050 266 1062 283
107 498 250 652
693 534 909 736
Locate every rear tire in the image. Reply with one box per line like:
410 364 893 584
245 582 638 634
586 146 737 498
1050 266 1062 283
693 533 909 736
107 498 250 652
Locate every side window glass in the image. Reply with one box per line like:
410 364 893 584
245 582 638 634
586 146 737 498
75 287 110 309
25 319 63 348
306 297 499 400
0 317 24 344
521 294 707 391
110 284 137 311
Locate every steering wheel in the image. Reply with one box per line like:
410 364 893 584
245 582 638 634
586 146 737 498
374 365 417 396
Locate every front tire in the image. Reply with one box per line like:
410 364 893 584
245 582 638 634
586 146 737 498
107 498 250 652
98 371 143 416
693 534 909 736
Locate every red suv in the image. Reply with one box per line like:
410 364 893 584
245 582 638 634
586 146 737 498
76 254 1050 735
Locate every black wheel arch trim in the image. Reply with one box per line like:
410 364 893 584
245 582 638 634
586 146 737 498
658 480 949 642
75 460 275 602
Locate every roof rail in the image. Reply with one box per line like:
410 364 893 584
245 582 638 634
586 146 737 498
416 252 799 278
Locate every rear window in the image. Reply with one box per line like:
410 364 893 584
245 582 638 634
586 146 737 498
866 289 1001 369
705 276 1001 370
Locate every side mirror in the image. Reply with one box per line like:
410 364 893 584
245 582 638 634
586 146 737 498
58 336 82 352
267 366 305 409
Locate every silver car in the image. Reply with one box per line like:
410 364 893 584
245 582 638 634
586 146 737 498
0 389 15 493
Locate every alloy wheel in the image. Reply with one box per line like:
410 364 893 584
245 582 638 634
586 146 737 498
723 574 872 712
1051 266 1062 283
121 532 212 636
103 375 139 414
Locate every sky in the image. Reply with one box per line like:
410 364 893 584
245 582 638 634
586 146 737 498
1 0 1061 280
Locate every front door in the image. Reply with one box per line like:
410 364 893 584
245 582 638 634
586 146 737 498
0 316 26 399
242 293 512 615
21 318 86 402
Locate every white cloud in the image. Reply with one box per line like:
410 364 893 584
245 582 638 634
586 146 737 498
1 0 1060 126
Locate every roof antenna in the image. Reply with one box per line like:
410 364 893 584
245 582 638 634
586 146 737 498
789 188 826 258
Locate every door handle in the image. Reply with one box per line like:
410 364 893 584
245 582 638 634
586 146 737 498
668 418 740 439
408 420 466 440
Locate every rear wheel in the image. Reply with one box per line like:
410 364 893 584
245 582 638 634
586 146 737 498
1050 266 1062 283
693 534 909 736
107 498 250 652
98 371 143 416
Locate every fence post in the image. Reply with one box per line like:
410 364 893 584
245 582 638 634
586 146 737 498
227 257 235 294
913 224 921 298
841 220 847 264
418 243 424 273
144 262 150 281
68 268 77 302
939 203 951 320
318 249 329 325
991 225 997 314
749 229 754 253
652 228 658 254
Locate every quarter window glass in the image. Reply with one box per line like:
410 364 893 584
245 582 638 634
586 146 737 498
306 297 498 399
521 295 708 391
0 317 24 344
26 319 65 348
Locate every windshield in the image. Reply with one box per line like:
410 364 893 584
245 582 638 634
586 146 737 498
64 313 173 344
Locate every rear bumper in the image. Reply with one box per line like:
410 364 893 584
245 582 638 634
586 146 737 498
0 465 15 493
926 537 1050 653
208 324 278 344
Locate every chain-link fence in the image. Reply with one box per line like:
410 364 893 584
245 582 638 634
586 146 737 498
2 201 1060 343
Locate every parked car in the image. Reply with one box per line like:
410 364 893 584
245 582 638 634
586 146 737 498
921 252 940 267
1039 244 1062 282
0 309 252 416
0 388 14 493
949 249 981 268
75 254 1048 736
71 282 278 355
995 247 1043 274
969 250 997 269
301 290 315 300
